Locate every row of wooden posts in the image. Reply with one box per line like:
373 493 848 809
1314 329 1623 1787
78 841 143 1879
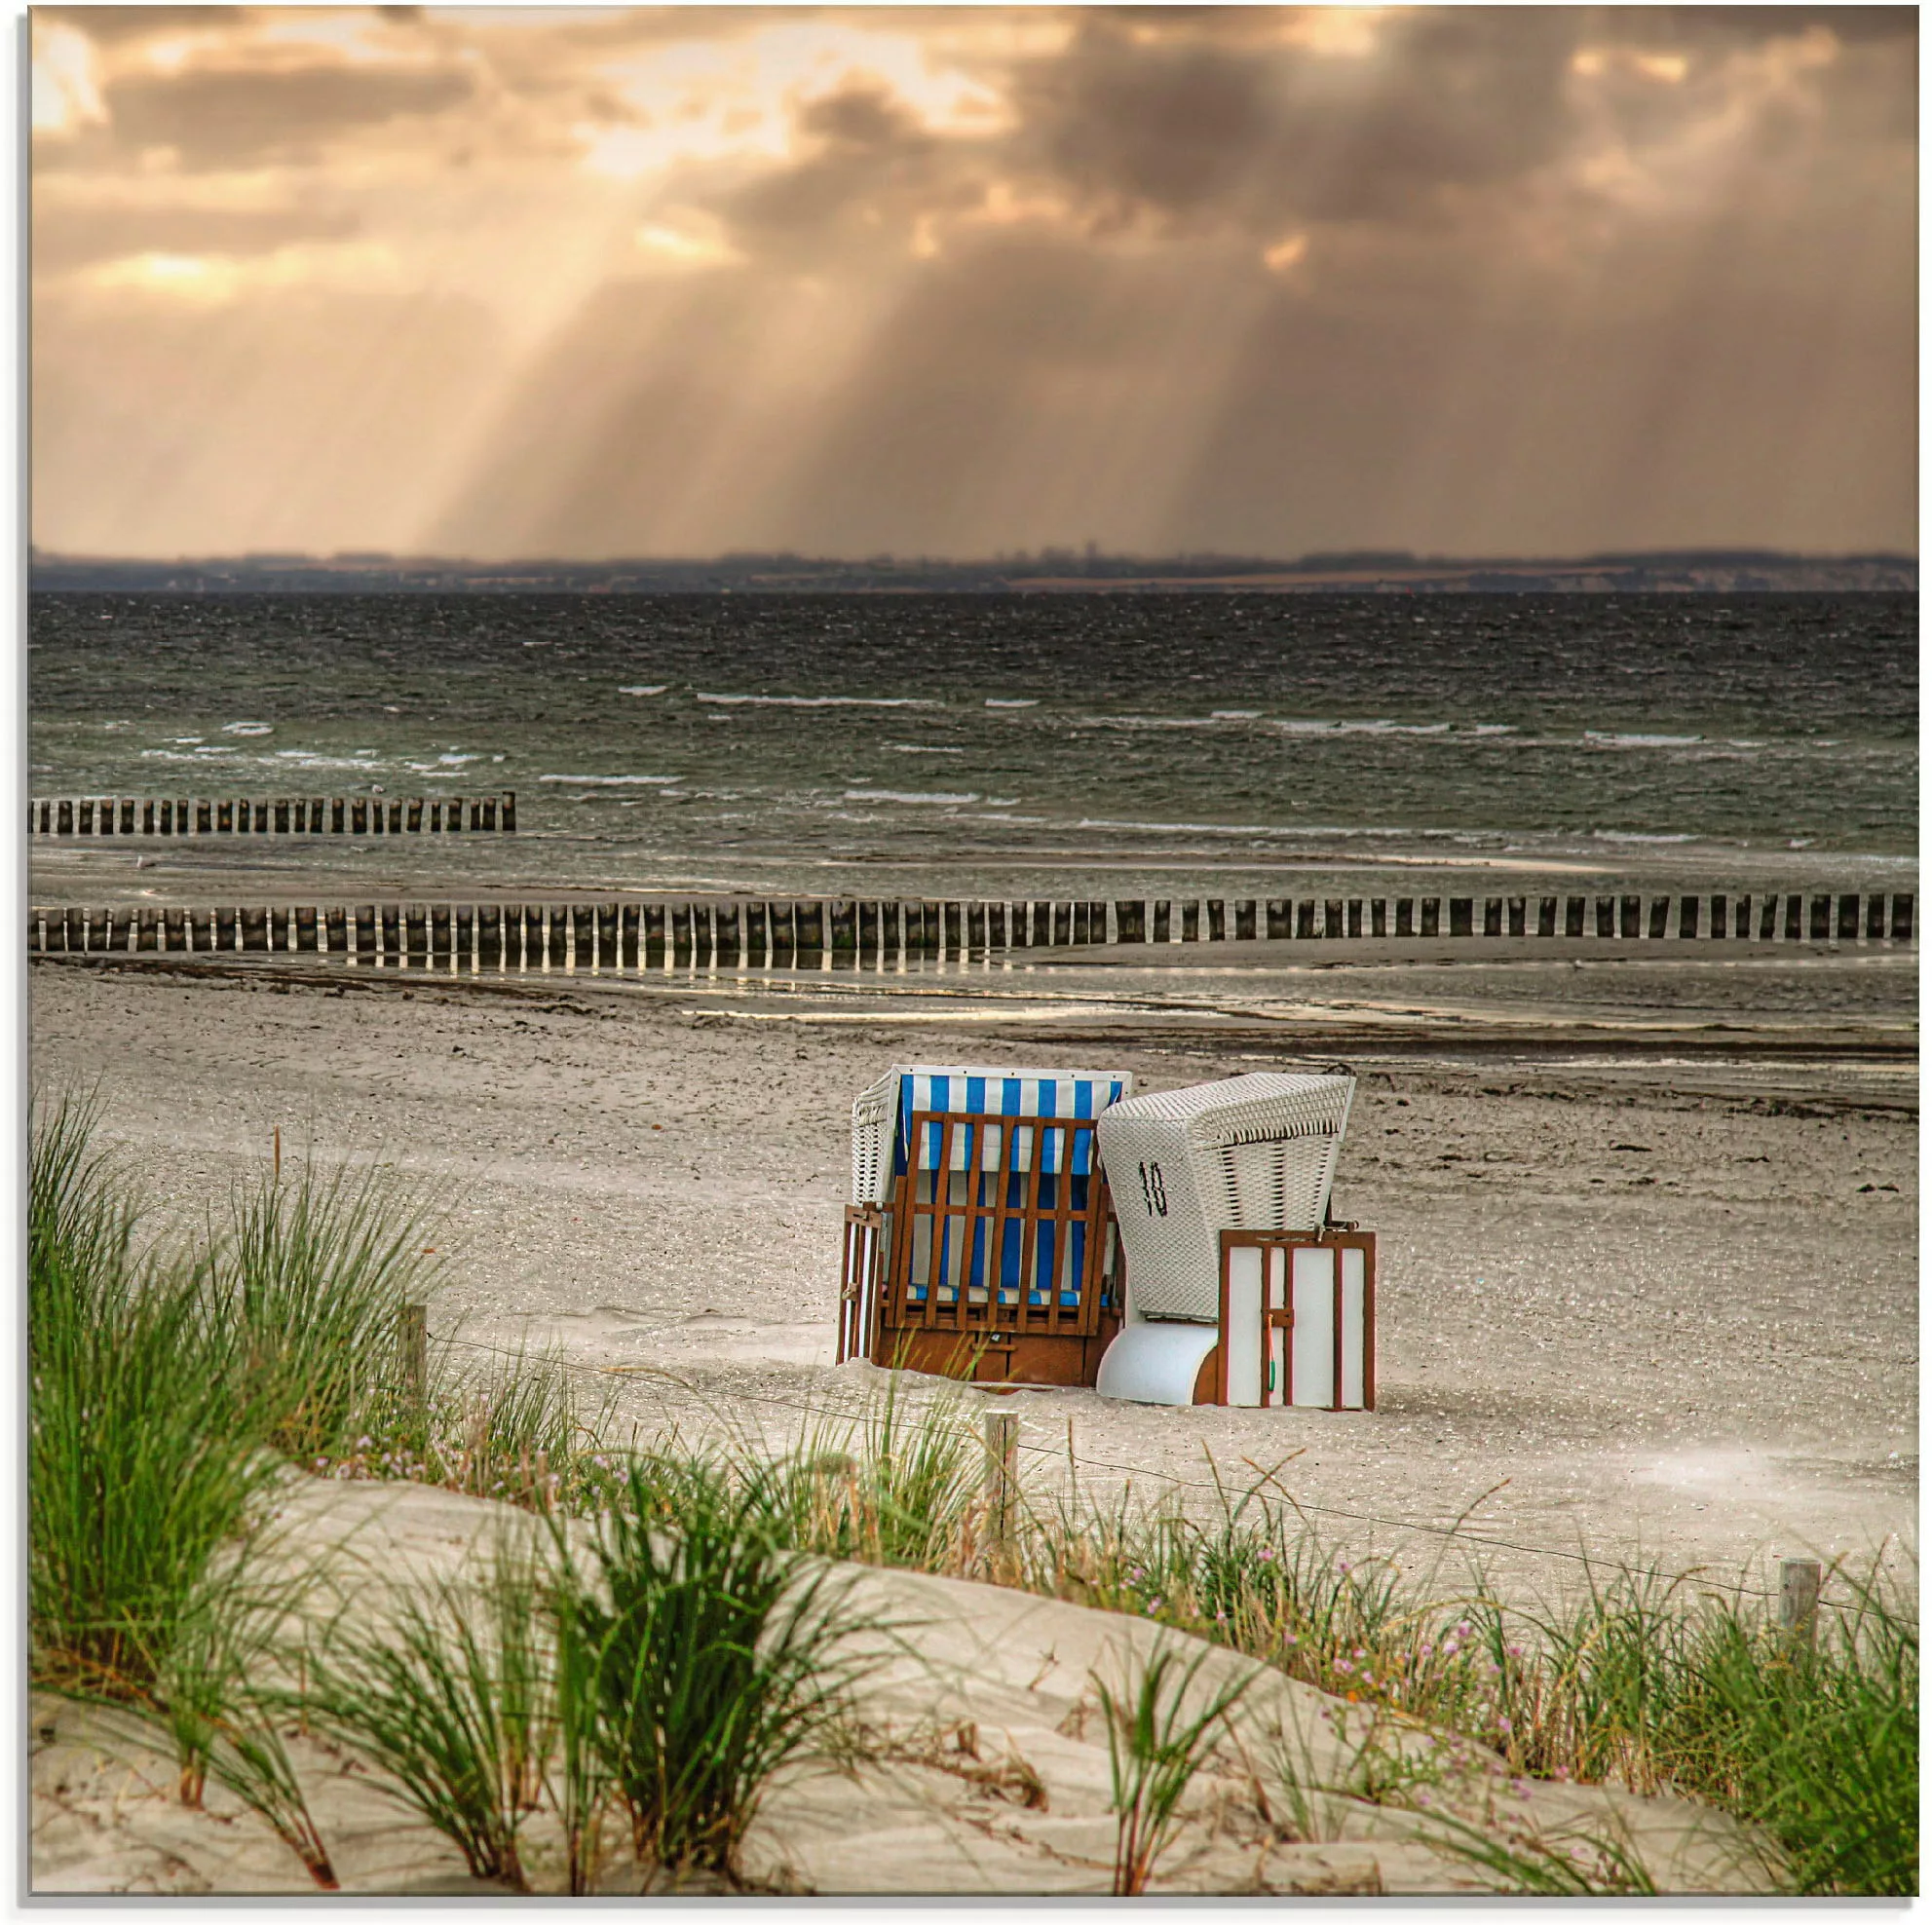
28 888 1915 965
30 793 516 836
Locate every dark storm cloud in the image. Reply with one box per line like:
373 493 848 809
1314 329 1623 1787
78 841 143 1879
35 6 265 45
715 81 977 262
101 60 474 170
31 202 360 274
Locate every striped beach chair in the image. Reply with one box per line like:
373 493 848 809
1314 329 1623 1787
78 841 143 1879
838 1065 1134 1385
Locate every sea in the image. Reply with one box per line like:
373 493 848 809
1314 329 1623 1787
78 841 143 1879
28 591 1918 902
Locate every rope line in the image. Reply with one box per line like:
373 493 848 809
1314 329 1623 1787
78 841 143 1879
420 1330 1871 1614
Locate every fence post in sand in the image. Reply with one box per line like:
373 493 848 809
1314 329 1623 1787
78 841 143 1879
1780 1559 1821 1650
984 1411 1018 1566
398 1303 429 1406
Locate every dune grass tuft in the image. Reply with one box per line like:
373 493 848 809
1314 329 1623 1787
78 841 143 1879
556 1452 880 1882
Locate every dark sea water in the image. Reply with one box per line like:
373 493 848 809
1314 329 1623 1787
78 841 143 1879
28 591 1917 898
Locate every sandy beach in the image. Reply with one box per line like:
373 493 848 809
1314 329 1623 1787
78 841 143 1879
30 929 1915 1609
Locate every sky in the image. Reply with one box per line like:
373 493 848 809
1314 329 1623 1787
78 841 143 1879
30 4 1918 562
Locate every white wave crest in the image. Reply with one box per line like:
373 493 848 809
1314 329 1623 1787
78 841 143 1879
843 788 980 805
537 774 681 785
1582 732 1704 747
697 692 938 708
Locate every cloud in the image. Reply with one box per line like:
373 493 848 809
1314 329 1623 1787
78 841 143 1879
33 202 361 275
99 60 476 170
28 5 1919 560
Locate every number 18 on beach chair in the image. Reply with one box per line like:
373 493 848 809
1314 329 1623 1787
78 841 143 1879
1095 1073 1376 1410
837 1065 1135 1386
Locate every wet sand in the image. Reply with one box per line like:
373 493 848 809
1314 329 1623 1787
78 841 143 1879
29 937 1916 1605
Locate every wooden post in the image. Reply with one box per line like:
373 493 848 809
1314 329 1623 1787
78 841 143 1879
1780 1559 1821 1650
984 1411 1018 1565
398 1303 428 1404
273 1127 282 1186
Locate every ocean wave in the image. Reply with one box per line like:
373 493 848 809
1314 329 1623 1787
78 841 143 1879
885 743 966 755
1074 816 1426 840
222 721 273 736
619 685 668 696
843 788 980 805
1211 709 1263 719
697 692 938 708
537 774 681 785
254 751 390 772
1582 732 1704 747
1086 715 1226 730
1274 718 1453 736
985 698 1039 708
1589 830 1698 845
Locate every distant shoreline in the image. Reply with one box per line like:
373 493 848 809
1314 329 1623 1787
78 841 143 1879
27 552 1917 597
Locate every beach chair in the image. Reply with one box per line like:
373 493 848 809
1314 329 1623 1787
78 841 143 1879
1094 1073 1376 1409
838 1064 1134 1385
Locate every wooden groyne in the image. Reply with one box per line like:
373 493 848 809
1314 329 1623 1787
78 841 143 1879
30 793 515 836
28 888 1914 968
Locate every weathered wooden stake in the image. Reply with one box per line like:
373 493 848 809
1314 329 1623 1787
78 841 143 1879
984 1411 1018 1560
272 1126 282 1185
1780 1559 1821 1650
398 1303 429 1404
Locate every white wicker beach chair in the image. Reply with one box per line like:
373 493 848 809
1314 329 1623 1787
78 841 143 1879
1094 1072 1368 1407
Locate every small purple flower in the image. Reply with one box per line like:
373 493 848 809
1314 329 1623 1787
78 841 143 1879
1335 1659 1353 1675
1496 1717 1512 1733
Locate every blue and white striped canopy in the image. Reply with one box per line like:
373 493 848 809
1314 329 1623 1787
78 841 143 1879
884 1065 1133 1311
892 1067 1134 1178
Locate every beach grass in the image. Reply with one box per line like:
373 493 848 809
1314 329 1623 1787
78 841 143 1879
1095 1638 1255 1894
300 1553 554 1891
555 1452 880 1883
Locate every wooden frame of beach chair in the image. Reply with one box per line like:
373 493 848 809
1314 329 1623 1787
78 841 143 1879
1207 1227 1377 1410
839 1109 1124 1386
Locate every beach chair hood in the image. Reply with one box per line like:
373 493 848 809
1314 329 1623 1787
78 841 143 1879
1097 1072 1355 1322
850 1063 1136 1205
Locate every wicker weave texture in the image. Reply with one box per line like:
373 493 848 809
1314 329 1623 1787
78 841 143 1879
849 1063 1135 1205
1097 1074 1354 1321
